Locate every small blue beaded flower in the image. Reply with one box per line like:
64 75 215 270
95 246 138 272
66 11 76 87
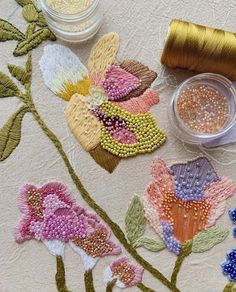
222 249 236 282
229 208 236 237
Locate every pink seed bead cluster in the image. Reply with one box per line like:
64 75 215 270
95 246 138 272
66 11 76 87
42 215 87 241
102 65 141 101
92 108 137 144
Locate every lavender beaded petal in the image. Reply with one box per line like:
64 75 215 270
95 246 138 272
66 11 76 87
160 221 181 255
169 157 219 201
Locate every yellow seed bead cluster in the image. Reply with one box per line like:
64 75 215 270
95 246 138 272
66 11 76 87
47 0 91 14
99 101 166 158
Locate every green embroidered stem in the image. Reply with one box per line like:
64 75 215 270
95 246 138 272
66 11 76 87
55 256 70 292
27 102 179 292
171 241 192 286
106 280 116 292
137 283 156 292
84 270 95 292
223 281 236 292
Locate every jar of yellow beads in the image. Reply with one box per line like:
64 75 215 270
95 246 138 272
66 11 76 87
169 73 236 144
39 0 103 42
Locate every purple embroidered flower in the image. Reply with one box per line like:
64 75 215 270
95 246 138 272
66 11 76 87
15 182 121 268
145 157 236 254
222 249 236 281
104 257 144 288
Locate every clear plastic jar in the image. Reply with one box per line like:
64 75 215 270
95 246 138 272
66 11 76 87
168 73 236 144
39 0 103 42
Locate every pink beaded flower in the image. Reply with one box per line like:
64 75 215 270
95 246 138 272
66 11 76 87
39 32 166 173
15 182 121 268
104 257 144 288
144 157 236 254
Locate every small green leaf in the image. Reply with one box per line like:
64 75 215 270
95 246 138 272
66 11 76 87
37 12 47 27
125 196 145 245
192 226 229 253
134 236 165 252
25 23 36 38
8 64 29 85
0 72 19 97
22 4 39 22
0 19 24 41
0 106 28 161
13 28 56 56
15 0 33 7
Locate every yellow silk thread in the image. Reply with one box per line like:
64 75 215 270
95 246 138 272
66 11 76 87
161 19 236 80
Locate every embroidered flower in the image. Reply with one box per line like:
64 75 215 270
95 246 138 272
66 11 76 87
222 249 236 282
15 182 121 267
144 157 236 254
39 32 166 173
104 257 144 288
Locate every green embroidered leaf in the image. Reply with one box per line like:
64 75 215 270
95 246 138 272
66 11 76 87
0 72 19 97
0 19 24 41
15 0 33 7
125 196 145 245
13 28 56 56
134 236 165 252
192 226 229 253
0 106 28 161
8 64 29 85
22 4 39 22
37 12 47 27
25 23 36 38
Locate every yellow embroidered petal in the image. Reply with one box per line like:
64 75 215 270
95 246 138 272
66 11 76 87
65 94 101 151
88 32 120 80
58 76 92 101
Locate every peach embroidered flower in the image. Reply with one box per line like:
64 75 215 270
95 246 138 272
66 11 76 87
144 157 236 254
104 257 144 288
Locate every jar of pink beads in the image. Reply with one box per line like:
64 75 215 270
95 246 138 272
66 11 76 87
169 73 236 144
39 0 103 42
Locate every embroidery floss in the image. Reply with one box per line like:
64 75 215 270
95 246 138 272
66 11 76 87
161 19 236 80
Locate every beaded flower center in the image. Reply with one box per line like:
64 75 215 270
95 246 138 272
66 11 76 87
161 191 211 242
112 262 136 286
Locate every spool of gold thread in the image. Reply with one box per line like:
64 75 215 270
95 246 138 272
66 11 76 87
161 19 236 80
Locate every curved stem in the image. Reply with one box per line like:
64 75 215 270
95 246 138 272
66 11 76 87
55 256 71 292
137 282 156 291
171 241 192 286
106 280 116 292
84 270 95 292
223 281 236 292
28 103 179 292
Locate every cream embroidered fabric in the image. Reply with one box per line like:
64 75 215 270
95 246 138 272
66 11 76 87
1 0 236 291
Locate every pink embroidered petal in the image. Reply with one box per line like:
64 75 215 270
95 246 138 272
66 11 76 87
39 182 76 207
107 256 144 288
15 215 35 243
102 65 141 101
112 128 137 144
151 157 175 193
115 88 160 114
205 177 236 227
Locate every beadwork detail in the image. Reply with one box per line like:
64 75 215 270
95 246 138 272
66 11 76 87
15 182 121 267
40 33 166 172
102 65 141 101
104 257 144 288
98 101 166 158
145 157 236 254
222 249 236 282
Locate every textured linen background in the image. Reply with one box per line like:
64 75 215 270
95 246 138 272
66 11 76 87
1 0 236 291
